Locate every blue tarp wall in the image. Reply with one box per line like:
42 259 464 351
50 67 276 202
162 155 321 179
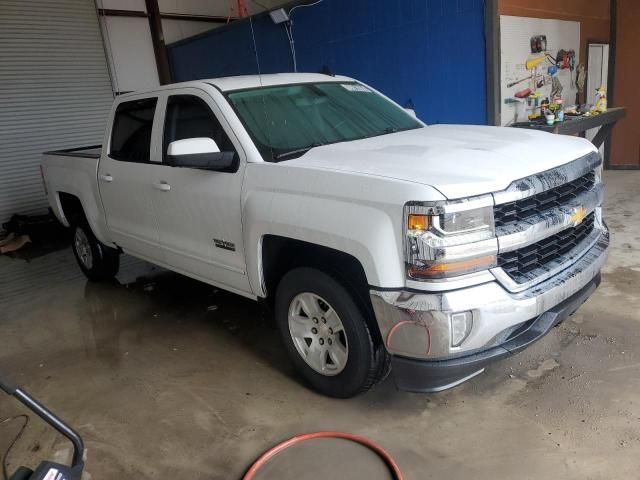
168 0 487 125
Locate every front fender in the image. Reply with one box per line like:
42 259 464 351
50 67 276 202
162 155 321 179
242 163 445 296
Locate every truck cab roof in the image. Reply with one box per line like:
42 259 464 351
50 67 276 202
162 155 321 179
120 73 354 98
208 73 354 91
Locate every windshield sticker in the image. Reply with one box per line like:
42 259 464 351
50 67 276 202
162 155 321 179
341 84 372 93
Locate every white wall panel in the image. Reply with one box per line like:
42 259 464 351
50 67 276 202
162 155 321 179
500 16 580 126
159 0 229 16
101 16 159 92
162 19 216 44
0 0 114 225
101 0 147 10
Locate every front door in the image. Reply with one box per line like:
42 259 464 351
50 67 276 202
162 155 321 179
151 89 251 295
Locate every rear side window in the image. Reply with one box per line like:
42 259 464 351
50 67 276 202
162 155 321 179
163 95 235 162
110 98 157 162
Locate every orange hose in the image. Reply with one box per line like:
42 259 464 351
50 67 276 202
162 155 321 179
386 319 431 356
242 431 403 480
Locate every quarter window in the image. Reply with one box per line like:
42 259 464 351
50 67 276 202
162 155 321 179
163 95 236 163
110 98 157 162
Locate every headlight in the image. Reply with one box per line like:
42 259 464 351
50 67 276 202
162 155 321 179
436 207 494 234
405 199 498 280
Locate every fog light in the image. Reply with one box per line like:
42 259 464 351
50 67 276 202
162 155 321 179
450 311 473 347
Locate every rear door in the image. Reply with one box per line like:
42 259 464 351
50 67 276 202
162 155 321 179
150 88 251 294
97 96 165 263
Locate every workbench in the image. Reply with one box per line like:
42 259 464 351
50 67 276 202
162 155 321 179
511 106 626 149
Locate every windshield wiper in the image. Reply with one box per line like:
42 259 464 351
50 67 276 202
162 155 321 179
272 126 412 161
274 143 325 160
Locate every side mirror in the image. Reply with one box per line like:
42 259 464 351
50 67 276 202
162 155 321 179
166 138 236 171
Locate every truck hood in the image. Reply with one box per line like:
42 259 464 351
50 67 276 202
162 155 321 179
288 125 597 199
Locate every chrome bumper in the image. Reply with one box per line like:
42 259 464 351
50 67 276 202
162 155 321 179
370 230 609 361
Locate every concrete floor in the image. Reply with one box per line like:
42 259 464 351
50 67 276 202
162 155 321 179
1 171 639 480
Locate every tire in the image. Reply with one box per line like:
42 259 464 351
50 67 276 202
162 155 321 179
275 267 387 398
71 220 119 281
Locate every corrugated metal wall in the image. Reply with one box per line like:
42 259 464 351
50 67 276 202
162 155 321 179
0 0 114 225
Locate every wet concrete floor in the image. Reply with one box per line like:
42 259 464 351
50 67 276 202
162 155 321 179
1 171 639 479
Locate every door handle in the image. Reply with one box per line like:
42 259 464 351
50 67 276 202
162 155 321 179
100 174 113 183
153 181 171 192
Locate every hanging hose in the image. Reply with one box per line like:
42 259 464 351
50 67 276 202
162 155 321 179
242 431 403 480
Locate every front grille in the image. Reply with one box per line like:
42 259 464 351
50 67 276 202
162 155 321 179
494 171 596 227
498 212 595 283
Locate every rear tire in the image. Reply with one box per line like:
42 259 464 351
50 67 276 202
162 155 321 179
275 267 387 398
71 221 119 281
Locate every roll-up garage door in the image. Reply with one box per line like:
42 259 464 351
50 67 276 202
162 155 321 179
0 0 114 225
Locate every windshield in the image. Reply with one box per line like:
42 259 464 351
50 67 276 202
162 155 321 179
226 82 423 162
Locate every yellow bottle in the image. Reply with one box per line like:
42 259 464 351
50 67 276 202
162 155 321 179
595 86 607 112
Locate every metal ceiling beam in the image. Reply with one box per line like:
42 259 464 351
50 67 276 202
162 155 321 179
98 8 148 18
98 8 237 23
144 0 172 85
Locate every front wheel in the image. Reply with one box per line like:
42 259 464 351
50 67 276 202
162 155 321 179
72 222 119 281
275 267 387 398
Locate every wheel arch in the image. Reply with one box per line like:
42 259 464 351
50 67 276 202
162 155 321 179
58 192 85 225
260 235 382 345
55 191 114 247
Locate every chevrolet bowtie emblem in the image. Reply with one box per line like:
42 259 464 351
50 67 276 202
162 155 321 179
570 206 587 225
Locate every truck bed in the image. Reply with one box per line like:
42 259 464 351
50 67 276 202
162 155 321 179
41 145 107 237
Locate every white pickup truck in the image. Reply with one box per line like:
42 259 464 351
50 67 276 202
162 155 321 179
42 73 608 398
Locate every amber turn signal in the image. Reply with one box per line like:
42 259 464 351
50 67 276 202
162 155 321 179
408 214 429 231
408 255 497 279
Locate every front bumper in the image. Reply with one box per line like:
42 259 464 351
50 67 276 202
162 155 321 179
370 231 609 392
391 274 599 392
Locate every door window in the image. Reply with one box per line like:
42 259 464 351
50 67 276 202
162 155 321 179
110 98 157 162
163 95 236 163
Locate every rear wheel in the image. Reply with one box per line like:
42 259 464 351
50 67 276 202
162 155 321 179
72 221 119 281
275 267 387 398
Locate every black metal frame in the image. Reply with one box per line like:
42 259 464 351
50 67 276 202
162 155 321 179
604 0 638 170
144 0 172 85
12 390 85 468
0 377 84 469
97 8 235 23
511 107 626 152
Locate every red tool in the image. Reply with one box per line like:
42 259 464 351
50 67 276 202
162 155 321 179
515 88 532 98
